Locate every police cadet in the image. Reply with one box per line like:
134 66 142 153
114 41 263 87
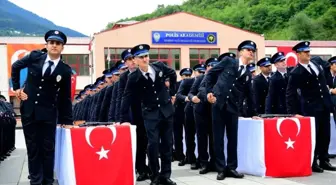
99 66 120 122
11 30 73 185
120 44 177 185
92 70 112 121
203 40 260 180
176 63 205 168
265 52 288 114
173 68 192 164
286 41 336 172
117 49 150 181
188 57 220 174
89 77 105 121
247 63 257 78
327 56 336 122
108 60 126 122
253 57 272 114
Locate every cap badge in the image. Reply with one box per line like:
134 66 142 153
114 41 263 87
54 31 59 34
139 45 143 49
128 49 131 52
305 42 308 45
230 54 233 57
251 42 254 45
279 53 282 55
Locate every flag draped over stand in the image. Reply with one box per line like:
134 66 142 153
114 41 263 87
55 125 137 185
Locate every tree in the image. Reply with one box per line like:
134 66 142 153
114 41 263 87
288 13 316 40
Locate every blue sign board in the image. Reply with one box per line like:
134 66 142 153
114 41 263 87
151 31 217 45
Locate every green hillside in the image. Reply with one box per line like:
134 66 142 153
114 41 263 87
106 0 336 40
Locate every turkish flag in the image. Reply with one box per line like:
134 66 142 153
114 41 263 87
277 47 298 67
55 125 137 185
71 73 77 101
264 117 315 177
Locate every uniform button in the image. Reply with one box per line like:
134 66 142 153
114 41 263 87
37 94 40 96
227 96 229 98
321 95 323 98
35 101 38 104
41 79 44 82
229 89 232 92
144 87 146 89
39 86 42 89
157 98 159 100
154 91 156 94
316 78 318 80
158 104 160 107
236 78 238 80
54 84 56 86
152 84 154 87
233 84 235 86
260 105 262 107
320 89 322 92
319 83 321 86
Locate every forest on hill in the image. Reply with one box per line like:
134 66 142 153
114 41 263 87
106 0 336 40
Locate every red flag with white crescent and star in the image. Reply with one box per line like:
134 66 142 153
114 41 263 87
70 125 135 185
263 117 315 177
277 46 298 67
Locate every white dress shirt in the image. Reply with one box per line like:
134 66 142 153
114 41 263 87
299 61 319 76
139 65 156 82
42 55 60 75
238 58 247 75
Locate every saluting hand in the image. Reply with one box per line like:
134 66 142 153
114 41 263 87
207 93 216 104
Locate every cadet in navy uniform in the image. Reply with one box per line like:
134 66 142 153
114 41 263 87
265 52 289 114
188 57 221 174
173 68 192 164
286 41 336 172
11 30 73 185
176 64 205 168
253 57 272 114
120 44 177 185
204 40 260 180
117 48 150 181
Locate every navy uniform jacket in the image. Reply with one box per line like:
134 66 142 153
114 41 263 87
120 62 177 123
99 85 114 122
11 50 73 125
94 87 107 121
108 81 119 122
188 75 206 114
265 71 288 114
203 57 257 116
176 78 195 112
324 67 336 107
252 73 269 114
286 60 333 115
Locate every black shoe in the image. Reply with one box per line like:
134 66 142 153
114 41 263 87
178 159 186 166
199 166 209 174
226 169 244 178
150 177 160 185
160 178 177 185
190 163 199 170
320 161 336 171
137 172 149 181
312 165 324 173
216 172 226 180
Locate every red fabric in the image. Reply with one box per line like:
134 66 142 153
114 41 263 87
264 117 312 177
277 47 298 67
71 74 77 101
70 126 134 185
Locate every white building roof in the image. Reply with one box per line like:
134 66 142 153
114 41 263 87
0 37 91 45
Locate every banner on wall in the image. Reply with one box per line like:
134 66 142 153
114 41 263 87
7 44 44 96
151 31 217 45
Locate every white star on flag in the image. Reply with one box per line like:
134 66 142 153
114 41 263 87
96 146 110 160
285 137 295 149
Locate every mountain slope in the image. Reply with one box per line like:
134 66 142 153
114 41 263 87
107 0 336 40
0 0 86 37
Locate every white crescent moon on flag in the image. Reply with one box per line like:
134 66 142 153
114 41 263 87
285 52 298 65
276 118 301 137
85 126 117 148
11 49 29 64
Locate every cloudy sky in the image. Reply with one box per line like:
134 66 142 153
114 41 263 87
9 0 185 36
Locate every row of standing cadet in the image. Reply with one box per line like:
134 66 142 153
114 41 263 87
0 95 17 165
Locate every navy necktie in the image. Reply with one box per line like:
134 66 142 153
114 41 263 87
44 61 54 77
146 73 153 84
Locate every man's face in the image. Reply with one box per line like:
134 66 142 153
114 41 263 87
112 74 120 81
274 60 287 70
134 55 149 68
260 65 272 75
46 40 64 56
125 57 136 69
240 48 255 61
105 76 113 84
331 63 336 73
297 51 310 63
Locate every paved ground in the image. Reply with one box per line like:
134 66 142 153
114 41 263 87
0 130 335 185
